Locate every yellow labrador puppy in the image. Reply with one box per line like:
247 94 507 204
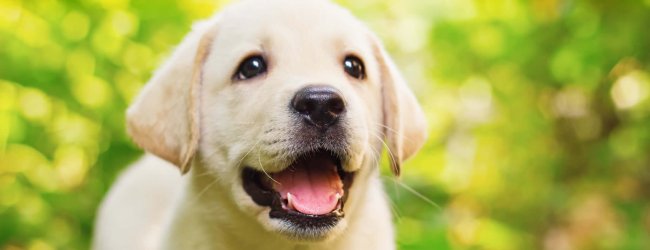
93 0 427 249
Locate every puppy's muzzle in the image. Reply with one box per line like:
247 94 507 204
291 85 346 130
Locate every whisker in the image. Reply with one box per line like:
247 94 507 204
367 128 441 211
367 131 398 169
188 169 221 207
383 176 442 211
191 169 217 178
257 145 280 185
370 122 420 145
365 140 383 168
235 137 263 170
372 122 400 135
385 191 403 223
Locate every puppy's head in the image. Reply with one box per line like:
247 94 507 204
126 0 427 241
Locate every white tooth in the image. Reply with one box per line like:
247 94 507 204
333 193 344 212
287 193 295 210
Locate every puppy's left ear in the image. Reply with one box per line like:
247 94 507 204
371 36 428 176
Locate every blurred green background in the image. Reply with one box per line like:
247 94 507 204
1 0 650 249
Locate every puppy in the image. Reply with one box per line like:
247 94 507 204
93 0 427 249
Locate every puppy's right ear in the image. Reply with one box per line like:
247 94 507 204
126 21 218 174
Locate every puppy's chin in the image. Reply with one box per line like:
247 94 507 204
256 209 349 242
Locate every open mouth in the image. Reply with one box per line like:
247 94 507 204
242 149 354 230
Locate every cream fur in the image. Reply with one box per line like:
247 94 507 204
93 0 427 249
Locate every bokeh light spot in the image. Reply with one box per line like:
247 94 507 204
61 11 90 41
51 113 101 146
395 17 428 53
18 192 50 226
72 75 112 109
447 200 478 245
610 72 649 110
15 10 51 48
122 42 154 74
110 10 138 37
458 76 493 123
54 145 89 189
441 132 476 192
550 48 582 83
470 25 504 58
115 70 143 102
553 87 589 118
91 21 125 59
18 88 52 122
66 49 96 79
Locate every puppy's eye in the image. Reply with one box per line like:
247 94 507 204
234 55 267 80
343 55 365 80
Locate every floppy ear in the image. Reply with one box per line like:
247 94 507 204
372 36 428 177
126 22 219 174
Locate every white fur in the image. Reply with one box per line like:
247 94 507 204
93 0 427 249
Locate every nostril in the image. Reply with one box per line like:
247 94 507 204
327 97 345 115
291 84 346 129
293 97 314 115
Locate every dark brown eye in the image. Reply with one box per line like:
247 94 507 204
343 55 365 79
234 55 267 80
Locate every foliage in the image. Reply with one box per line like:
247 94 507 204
1 0 649 249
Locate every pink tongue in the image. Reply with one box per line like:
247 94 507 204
272 153 343 215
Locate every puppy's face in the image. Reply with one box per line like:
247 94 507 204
126 0 427 242
201 1 382 240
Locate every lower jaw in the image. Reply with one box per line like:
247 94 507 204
270 206 342 228
268 212 346 242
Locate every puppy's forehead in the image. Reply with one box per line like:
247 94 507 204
218 0 369 47
201 0 378 87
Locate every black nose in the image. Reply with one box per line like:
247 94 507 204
291 85 346 129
